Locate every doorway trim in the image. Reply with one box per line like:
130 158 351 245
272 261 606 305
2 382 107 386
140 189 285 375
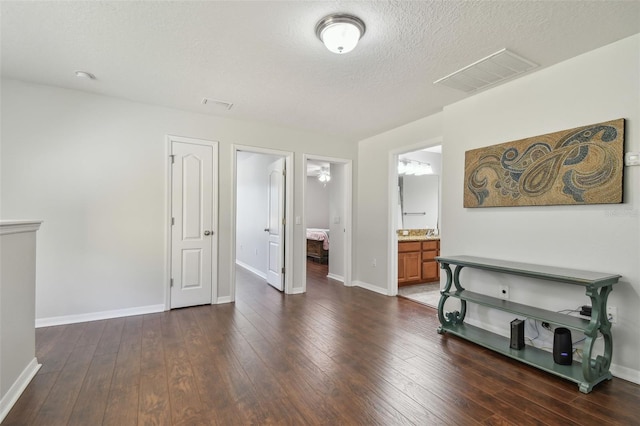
164 135 219 310
231 145 294 300
302 154 353 293
387 137 443 296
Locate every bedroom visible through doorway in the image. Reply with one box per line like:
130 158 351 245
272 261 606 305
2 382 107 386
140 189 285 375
304 156 352 289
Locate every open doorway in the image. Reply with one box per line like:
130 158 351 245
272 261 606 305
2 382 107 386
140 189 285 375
391 144 442 307
303 155 352 292
232 146 293 300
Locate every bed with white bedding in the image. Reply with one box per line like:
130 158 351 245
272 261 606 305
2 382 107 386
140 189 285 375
306 228 329 263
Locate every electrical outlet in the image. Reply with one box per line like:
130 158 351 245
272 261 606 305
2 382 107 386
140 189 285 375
499 285 509 300
372 258 377 267
607 306 618 324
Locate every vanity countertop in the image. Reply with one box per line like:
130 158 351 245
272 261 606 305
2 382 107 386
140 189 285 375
398 235 440 242
397 228 439 242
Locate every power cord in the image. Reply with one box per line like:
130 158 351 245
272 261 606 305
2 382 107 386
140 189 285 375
524 305 600 352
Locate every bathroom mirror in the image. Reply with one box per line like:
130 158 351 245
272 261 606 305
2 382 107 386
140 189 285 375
399 174 439 229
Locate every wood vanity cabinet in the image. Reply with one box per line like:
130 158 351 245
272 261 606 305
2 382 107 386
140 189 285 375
421 240 440 282
398 242 421 285
398 239 440 286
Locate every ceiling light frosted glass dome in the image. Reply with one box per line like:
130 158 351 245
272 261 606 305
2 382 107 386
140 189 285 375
316 14 366 54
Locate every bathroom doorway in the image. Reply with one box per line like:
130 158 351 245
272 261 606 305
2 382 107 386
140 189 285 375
390 143 442 307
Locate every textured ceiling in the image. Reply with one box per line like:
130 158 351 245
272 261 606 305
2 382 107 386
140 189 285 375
2 1 639 141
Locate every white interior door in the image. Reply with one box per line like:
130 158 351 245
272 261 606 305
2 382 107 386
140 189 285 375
266 158 285 290
170 141 215 308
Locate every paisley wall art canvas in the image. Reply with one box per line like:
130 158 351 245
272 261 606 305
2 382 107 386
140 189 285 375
464 118 625 208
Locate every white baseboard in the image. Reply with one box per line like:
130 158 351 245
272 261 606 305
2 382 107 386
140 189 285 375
352 280 389 296
0 357 41 423
327 273 344 282
215 296 232 304
610 363 640 385
289 288 305 295
35 304 165 328
235 260 267 279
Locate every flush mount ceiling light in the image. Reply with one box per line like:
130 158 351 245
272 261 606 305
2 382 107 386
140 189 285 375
315 14 365 54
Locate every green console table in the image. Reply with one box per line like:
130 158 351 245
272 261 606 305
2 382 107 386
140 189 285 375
435 255 620 393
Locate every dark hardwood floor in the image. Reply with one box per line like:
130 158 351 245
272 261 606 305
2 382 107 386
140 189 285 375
3 261 639 425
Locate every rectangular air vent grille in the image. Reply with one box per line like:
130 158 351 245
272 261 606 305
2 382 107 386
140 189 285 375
434 49 538 93
201 97 234 110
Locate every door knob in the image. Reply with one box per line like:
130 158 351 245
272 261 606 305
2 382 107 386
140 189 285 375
264 228 270 232
204 230 212 236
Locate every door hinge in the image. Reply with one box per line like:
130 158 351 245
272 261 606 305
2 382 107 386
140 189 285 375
169 154 175 164
281 267 285 274
282 169 286 177
170 278 174 287
282 218 286 225
171 217 175 226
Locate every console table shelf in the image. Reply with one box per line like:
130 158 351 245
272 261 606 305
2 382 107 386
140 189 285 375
440 323 587 384
441 290 590 331
436 255 621 393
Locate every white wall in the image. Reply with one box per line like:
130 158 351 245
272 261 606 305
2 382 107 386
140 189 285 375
236 152 280 277
353 34 639 382
0 79 356 322
355 113 443 293
440 34 640 382
328 163 345 279
305 176 330 229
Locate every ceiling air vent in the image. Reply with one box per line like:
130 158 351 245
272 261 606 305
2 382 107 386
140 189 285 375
434 48 538 93
201 97 234 110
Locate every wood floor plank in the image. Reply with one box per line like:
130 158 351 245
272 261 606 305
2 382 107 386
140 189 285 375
233 342 322 424
5 260 639 426
31 343 97 425
103 316 143 426
163 324 208 425
1 372 59 426
270 293 493 425
34 326 66 362
74 319 107 348
67 352 117 426
36 322 87 375
94 317 125 356
493 388 581 426
138 314 172 426
184 308 277 425
235 270 442 425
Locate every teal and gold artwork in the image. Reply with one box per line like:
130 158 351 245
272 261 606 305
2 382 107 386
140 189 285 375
464 119 625 207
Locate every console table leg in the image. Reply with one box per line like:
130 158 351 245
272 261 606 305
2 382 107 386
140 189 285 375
437 263 452 329
581 285 614 391
437 262 467 332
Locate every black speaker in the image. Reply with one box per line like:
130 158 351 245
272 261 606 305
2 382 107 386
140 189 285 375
553 327 573 365
510 319 524 350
